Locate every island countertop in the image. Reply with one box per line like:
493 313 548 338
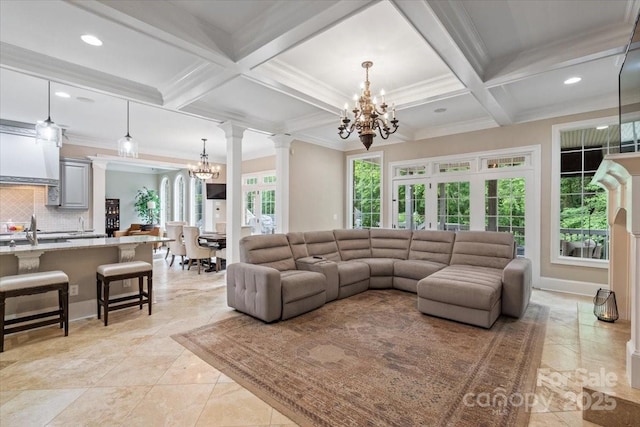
0 235 170 255
0 231 108 245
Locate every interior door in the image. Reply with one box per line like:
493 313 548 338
392 179 426 229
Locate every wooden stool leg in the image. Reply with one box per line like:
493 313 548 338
1 294 5 353
148 273 153 316
62 284 69 337
103 280 110 326
96 277 102 320
58 289 64 329
138 276 144 310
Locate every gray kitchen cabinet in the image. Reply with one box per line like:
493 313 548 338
59 158 91 209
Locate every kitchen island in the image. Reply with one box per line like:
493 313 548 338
0 235 170 320
0 230 107 246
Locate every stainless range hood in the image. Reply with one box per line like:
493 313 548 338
0 120 60 185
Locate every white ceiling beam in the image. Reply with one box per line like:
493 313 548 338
234 0 377 69
0 42 162 105
181 101 279 136
68 0 235 66
484 24 632 88
162 64 242 110
392 0 513 126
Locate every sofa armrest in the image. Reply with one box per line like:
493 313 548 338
296 257 339 302
501 257 532 318
226 262 282 322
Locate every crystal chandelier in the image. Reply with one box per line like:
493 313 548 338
117 100 139 158
35 81 62 147
338 61 399 150
189 138 220 180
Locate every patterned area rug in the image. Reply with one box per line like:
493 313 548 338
173 290 548 427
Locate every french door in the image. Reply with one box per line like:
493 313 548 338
392 172 532 257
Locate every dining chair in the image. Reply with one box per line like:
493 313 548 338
216 226 251 271
165 224 187 268
183 226 216 274
164 221 188 260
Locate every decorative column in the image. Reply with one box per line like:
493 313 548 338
220 122 245 264
594 153 640 389
270 134 293 233
92 160 108 234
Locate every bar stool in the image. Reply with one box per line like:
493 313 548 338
96 261 152 326
0 270 69 352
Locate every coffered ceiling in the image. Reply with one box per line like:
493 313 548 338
0 0 638 163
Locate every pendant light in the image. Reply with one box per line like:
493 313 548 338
35 81 62 147
118 100 139 158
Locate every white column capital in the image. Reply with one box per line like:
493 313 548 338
91 159 108 170
270 134 294 150
219 122 246 140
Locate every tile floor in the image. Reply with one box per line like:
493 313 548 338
0 251 638 426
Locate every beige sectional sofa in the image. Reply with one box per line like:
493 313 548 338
227 229 532 328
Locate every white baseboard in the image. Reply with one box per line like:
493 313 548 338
536 276 608 297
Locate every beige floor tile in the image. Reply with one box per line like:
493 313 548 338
157 351 222 385
270 408 294 424
97 355 180 387
196 382 273 426
0 390 20 405
47 386 152 426
0 388 85 427
541 344 582 372
126 383 214 427
217 373 236 383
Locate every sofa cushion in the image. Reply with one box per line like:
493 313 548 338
394 259 447 280
408 230 456 264
417 265 502 311
287 232 309 259
280 270 326 304
336 261 370 286
334 229 371 260
304 231 342 261
358 258 395 276
450 231 514 269
370 229 412 259
239 234 296 272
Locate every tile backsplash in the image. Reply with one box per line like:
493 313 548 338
0 185 91 232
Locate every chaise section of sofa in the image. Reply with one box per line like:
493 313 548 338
416 231 531 328
227 234 326 322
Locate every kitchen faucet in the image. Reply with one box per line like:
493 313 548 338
25 214 38 246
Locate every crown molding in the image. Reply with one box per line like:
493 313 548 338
413 117 498 141
182 102 278 135
513 93 619 124
389 76 466 108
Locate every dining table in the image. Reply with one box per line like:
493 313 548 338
198 232 226 272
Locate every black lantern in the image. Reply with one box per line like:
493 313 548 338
593 288 619 322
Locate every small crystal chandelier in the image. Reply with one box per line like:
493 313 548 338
35 81 62 147
118 100 139 158
338 61 399 150
189 138 220 180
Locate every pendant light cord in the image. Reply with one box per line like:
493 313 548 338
47 81 51 120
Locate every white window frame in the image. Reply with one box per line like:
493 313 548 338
388 145 540 284
242 170 276 234
159 176 169 228
346 152 384 229
190 177 204 227
550 116 615 269
174 174 186 222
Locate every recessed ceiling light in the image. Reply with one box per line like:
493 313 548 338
596 125 609 130
564 77 581 85
55 91 71 98
81 34 103 46
76 96 95 103
434 108 447 113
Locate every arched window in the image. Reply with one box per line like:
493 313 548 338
191 177 204 228
160 177 170 227
174 175 185 222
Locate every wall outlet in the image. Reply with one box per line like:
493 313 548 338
69 284 79 296
123 279 131 288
